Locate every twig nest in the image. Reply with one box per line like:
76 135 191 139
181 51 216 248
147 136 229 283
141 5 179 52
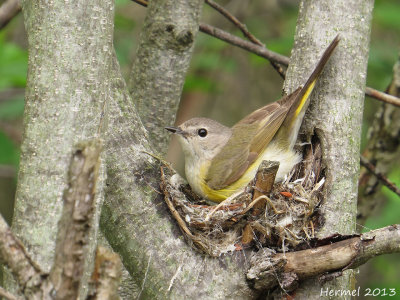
160 148 325 256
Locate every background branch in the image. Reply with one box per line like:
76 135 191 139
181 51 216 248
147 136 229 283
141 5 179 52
358 54 400 224
0 0 20 30
130 0 400 109
204 0 285 78
127 0 203 154
360 156 400 197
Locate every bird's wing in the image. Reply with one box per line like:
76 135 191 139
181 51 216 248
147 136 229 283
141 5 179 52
205 122 258 190
245 89 301 154
205 97 297 190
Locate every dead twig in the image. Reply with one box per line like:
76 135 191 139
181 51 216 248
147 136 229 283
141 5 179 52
86 247 122 300
0 214 48 299
50 139 103 299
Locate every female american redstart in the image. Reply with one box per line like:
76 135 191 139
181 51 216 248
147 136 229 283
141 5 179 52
166 35 340 203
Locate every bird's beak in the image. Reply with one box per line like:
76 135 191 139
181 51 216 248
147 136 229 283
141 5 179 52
165 126 186 136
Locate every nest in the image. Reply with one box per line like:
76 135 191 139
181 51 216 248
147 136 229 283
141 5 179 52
160 144 325 257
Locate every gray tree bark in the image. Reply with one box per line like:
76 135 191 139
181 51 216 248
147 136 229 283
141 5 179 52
282 0 374 298
128 0 201 154
9 0 115 293
100 0 255 299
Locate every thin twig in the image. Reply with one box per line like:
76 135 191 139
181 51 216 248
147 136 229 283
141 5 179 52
205 0 262 45
130 0 399 108
0 287 21 300
199 23 289 66
360 155 400 197
0 0 20 30
365 86 400 107
204 0 285 78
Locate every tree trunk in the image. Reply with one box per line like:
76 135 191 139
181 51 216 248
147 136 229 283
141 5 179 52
7 0 115 296
128 0 201 154
281 0 374 298
100 0 256 299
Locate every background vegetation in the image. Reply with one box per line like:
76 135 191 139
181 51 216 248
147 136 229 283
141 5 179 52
0 0 399 297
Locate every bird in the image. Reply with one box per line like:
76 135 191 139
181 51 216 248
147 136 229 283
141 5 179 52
166 35 340 203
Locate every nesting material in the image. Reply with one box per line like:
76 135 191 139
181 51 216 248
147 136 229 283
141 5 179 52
160 144 325 256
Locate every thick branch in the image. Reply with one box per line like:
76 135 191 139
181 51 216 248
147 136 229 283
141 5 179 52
128 0 203 154
280 0 373 298
247 225 400 291
12 0 114 274
102 49 256 300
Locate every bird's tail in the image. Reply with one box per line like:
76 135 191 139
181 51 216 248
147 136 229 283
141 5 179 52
275 35 340 149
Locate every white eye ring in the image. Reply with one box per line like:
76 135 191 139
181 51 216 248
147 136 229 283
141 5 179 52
197 128 207 137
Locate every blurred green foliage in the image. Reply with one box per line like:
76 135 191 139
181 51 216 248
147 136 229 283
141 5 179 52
0 0 399 296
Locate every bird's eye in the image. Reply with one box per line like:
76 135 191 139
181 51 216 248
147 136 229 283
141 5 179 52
197 128 208 137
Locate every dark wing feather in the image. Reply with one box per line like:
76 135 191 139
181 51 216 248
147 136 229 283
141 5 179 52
205 122 258 190
205 94 299 190
247 89 301 154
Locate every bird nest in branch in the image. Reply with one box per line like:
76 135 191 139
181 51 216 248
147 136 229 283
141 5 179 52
160 144 325 257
